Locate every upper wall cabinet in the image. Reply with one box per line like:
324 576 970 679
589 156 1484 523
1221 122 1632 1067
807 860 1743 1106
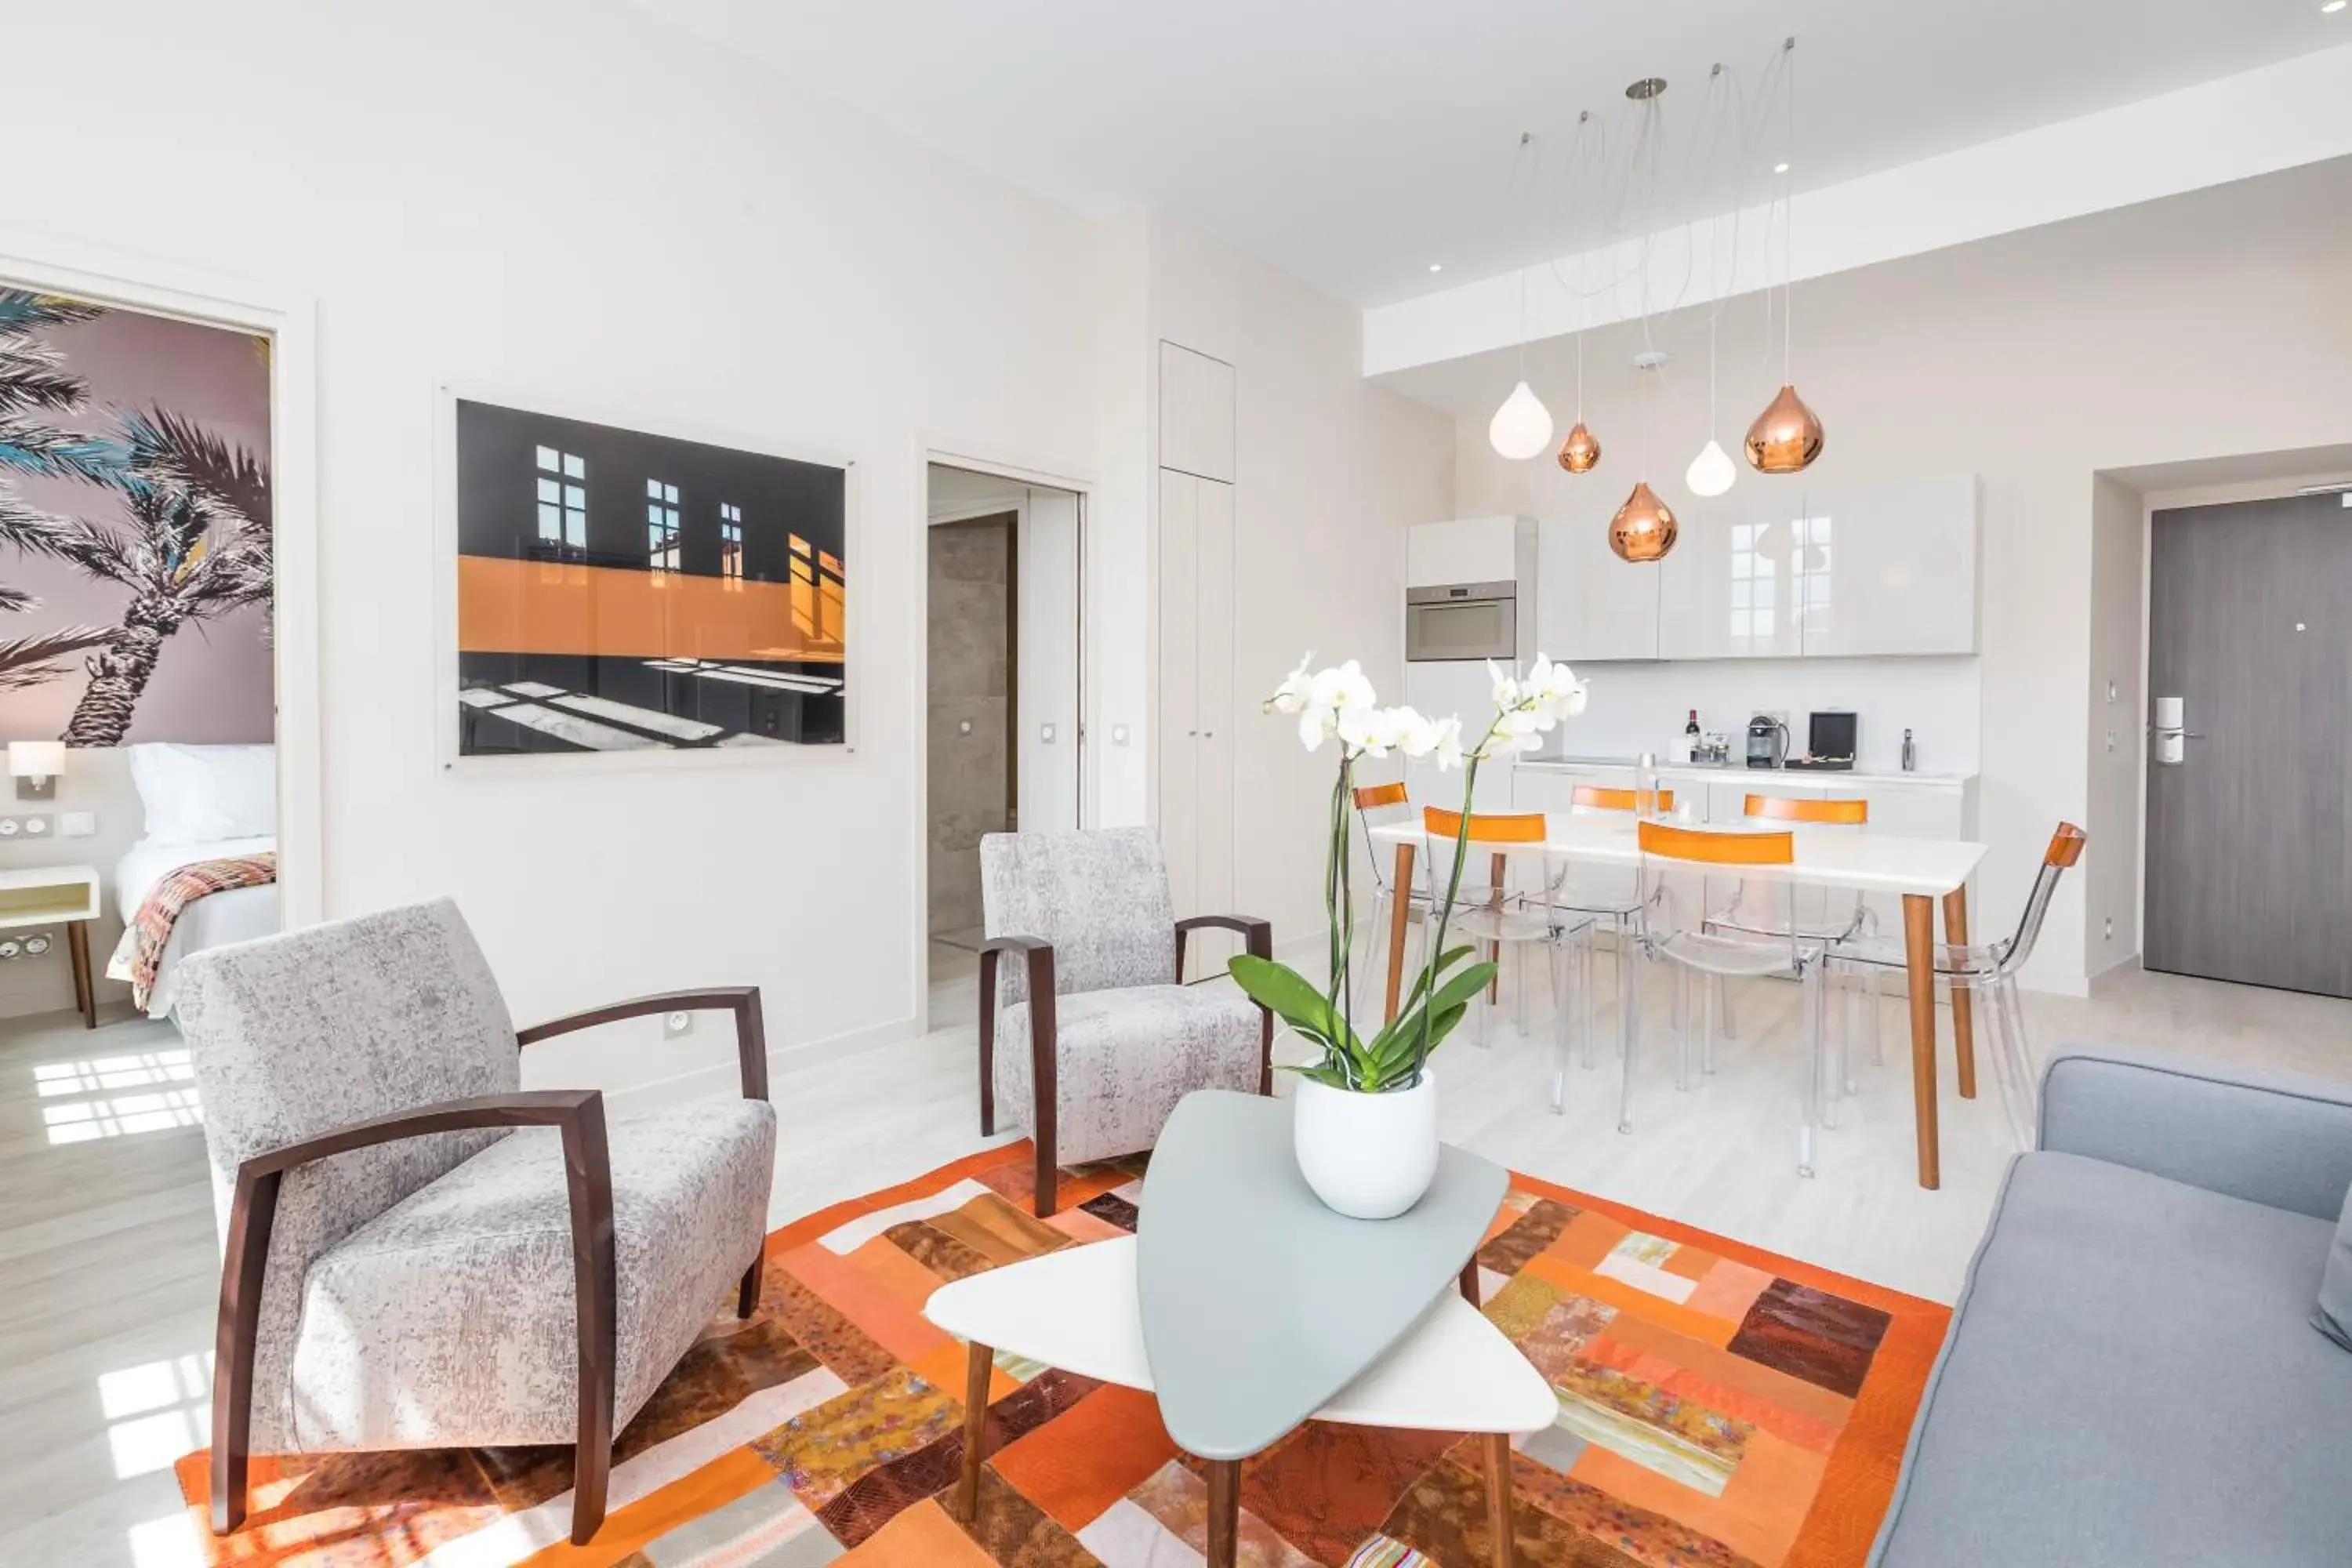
1657 489 1806 660
1160 342 1236 484
1536 517 1662 661
1796 474 1980 657
1406 516 1525 587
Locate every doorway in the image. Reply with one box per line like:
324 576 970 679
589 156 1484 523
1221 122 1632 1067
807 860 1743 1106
2144 490 2352 996
924 463 1083 1009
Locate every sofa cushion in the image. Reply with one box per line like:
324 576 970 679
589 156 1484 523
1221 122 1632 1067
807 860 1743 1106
1872 1151 2352 1567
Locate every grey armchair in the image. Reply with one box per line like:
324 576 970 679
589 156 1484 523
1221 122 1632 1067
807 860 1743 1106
977 826 1272 1218
179 898 776 1547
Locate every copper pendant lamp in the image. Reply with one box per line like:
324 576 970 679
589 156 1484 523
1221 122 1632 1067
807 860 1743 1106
1557 421 1601 473
1744 383 1824 474
1609 481 1677 563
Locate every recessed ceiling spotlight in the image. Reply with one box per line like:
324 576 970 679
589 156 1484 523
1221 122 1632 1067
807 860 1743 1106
1428 263 1443 273
1774 162 1791 174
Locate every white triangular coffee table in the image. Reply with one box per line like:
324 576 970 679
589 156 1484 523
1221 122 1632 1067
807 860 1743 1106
924 1091 1554 1567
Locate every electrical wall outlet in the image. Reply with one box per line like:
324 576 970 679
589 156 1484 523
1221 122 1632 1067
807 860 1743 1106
2103 916 2115 941
0 815 53 838
58 811 95 837
662 1011 694 1039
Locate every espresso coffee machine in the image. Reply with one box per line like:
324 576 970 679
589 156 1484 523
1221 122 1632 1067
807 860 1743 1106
1745 713 1789 768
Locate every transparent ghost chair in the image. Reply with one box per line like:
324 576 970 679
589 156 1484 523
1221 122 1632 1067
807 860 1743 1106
1348 780 1425 1023
1415 807 1595 1107
1632 818 1835 1177
1827 822 2086 1150
1526 783 1677 1082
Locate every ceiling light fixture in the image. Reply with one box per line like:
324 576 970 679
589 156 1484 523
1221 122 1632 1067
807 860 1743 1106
1611 94 1679 563
1746 38 1825 474
1774 162 1791 173
1557 114 1602 474
1487 132 1555 459
1429 263 1443 273
2328 2 2348 15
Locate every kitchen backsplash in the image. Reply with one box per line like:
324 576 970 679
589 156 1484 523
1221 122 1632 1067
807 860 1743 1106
1541 655 1982 774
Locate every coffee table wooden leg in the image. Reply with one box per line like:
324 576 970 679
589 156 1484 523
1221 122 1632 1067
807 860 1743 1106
1941 887 1977 1099
1483 1432 1515 1568
1902 894 1940 1190
1459 1257 1479 1306
1206 1457 1240 1568
956 1340 992 1523
67 920 95 1029
1384 844 1416 1022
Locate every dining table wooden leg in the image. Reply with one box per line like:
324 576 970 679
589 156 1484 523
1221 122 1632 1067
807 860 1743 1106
1483 1431 1516 1568
1206 1457 1240 1568
1384 843 1417 1022
956 1340 992 1523
1902 894 1940 1190
1941 887 1977 1100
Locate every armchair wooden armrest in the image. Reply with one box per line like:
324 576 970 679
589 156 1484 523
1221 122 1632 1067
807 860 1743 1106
517 986 768 1102
213 1090 619 1544
1173 915 1276 1098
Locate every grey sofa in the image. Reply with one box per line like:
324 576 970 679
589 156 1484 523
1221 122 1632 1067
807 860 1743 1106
1871 1044 2352 1566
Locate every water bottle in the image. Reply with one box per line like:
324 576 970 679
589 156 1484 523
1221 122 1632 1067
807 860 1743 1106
1900 729 1917 773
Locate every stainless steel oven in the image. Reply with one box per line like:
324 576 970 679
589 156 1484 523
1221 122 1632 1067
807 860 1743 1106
1405 581 1519 662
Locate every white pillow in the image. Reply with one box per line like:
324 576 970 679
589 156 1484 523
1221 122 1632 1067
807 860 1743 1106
127 743 277 845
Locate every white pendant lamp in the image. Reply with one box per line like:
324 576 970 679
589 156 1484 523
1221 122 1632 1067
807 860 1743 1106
1686 438 1737 498
1489 379 1555 460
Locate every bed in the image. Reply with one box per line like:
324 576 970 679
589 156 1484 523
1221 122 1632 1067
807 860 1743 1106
102 743 279 1018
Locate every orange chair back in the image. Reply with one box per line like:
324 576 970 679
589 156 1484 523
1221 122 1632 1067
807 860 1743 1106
2045 822 2087 867
1744 793 1867 826
1422 806 1548 844
1352 781 1409 810
1571 783 1675 814
1638 819 1795 866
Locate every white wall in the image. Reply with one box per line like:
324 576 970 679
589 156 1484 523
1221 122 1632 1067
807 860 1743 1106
1437 160 2352 993
1138 212 1456 943
2084 474 2147 981
0 0 1115 1093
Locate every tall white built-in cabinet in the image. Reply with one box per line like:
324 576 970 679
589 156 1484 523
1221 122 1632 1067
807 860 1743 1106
1157 343 1239 973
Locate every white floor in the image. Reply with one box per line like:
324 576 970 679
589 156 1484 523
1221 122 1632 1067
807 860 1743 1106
3 957 2348 1566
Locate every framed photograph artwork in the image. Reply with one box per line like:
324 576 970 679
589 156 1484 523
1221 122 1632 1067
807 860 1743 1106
448 394 849 759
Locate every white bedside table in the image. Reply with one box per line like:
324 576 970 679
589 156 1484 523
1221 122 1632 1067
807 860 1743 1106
0 863 101 1029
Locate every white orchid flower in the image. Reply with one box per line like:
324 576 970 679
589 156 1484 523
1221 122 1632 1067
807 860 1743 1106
1430 714 1467 771
1559 680 1590 717
1486 659 1519 708
1525 654 1587 721
1388 706 1438 758
1307 659 1377 716
1265 651 1316 715
1298 705 1340 752
1336 704 1397 756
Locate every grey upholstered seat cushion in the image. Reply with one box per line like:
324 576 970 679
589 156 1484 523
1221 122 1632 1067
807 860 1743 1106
281 1100 776 1451
992 985 1261 1166
1871 1151 2352 1567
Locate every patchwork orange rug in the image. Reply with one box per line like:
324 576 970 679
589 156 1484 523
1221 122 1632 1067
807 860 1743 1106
173 1143 1947 1567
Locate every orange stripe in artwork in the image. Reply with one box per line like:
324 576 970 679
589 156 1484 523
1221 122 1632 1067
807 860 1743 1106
457 554 844 662
778 1241 949 1368
514 1446 779 1567
989 1382 1178 1534
1574 1428 1826 1567
1519 1251 1744 1350
1783 1298 1949 1568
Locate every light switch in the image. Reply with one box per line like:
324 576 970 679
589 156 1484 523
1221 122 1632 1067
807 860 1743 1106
59 811 94 837
1040 723 1056 744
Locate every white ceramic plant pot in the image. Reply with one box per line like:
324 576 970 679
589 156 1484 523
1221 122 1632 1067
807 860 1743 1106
1292 1069 1439 1220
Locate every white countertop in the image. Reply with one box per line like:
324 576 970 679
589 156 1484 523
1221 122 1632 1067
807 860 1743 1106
1524 755 1975 790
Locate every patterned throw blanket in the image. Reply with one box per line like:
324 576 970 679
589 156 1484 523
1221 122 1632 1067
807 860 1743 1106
127 852 275 1008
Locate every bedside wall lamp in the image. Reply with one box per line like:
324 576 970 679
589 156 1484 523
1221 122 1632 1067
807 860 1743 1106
10 740 65 800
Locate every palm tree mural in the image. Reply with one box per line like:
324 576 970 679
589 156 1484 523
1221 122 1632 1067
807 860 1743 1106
0 288 272 744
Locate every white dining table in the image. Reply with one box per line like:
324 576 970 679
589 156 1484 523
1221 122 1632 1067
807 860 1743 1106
1367 815 1991 1189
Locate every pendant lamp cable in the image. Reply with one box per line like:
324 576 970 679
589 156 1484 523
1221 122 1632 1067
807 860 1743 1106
1782 38 1797 384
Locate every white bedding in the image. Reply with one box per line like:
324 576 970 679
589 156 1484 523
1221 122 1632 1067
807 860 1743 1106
109 835 279 1018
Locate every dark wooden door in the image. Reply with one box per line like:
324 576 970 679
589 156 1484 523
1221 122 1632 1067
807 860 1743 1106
2144 494 2352 996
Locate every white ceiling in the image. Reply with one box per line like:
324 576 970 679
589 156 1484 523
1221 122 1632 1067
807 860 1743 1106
640 0 2346 307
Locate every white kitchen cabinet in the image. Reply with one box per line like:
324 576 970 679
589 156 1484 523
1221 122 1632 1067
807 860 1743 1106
1160 468 1238 970
1159 342 1236 483
1407 516 1525 587
1536 517 1661 662
1797 475 1980 657
1657 489 1806 661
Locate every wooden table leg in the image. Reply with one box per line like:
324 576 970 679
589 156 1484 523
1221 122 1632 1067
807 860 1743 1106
1941 887 1977 1100
1483 1432 1515 1568
67 920 95 1029
956 1340 992 1523
1383 844 1416 1022
1459 1257 1480 1306
1902 895 1940 1190
1206 1457 1240 1568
